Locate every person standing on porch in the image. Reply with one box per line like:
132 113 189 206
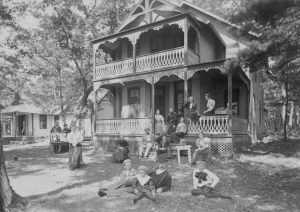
191 132 212 167
166 107 177 135
184 96 199 123
139 127 155 159
203 93 215 116
170 117 186 144
155 109 165 135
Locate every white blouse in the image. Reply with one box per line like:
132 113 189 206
207 99 215 111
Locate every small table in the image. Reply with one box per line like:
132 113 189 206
50 142 69 154
176 145 192 165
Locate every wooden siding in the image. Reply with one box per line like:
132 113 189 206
199 28 216 63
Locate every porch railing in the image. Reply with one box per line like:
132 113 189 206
232 116 249 134
136 47 185 72
95 58 133 79
187 116 229 134
96 118 151 134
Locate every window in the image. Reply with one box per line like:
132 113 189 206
54 116 59 122
128 87 140 118
224 89 240 115
40 115 47 129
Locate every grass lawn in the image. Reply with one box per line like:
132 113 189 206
3 140 300 212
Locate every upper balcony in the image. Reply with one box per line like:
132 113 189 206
92 14 226 81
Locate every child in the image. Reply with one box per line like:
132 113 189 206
132 166 158 204
191 161 232 199
191 132 212 167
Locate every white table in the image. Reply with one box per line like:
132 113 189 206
175 145 192 165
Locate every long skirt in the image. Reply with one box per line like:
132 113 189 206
185 108 199 123
68 145 84 169
112 147 129 163
155 123 166 135
170 132 184 144
192 148 212 167
203 110 215 116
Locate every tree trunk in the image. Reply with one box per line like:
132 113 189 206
0 123 28 211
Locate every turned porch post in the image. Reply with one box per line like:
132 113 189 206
228 72 233 136
184 18 188 65
184 71 188 124
132 34 136 74
151 76 155 134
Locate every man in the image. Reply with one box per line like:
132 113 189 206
50 121 62 133
156 133 171 159
170 117 186 144
148 156 172 193
166 107 177 135
62 124 71 135
98 159 137 197
191 161 232 199
139 127 155 159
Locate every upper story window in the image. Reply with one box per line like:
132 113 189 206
128 87 140 105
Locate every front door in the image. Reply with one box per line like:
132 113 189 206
18 115 27 135
155 86 165 118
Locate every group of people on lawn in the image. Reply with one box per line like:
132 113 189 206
50 122 84 169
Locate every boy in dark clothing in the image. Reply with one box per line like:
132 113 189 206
133 166 157 204
156 133 171 159
148 156 172 193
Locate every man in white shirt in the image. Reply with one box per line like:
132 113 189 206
191 161 232 199
139 127 155 159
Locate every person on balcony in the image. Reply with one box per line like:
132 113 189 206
139 127 155 159
191 132 212 167
98 159 137 197
166 107 177 135
156 133 171 159
203 93 215 116
170 117 186 144
191 161 232 199
67 126 84 169
155 109 165 135
112 134 129 163
184 96 199 123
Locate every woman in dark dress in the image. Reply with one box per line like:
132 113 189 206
184 96 199 123
112 134 129 163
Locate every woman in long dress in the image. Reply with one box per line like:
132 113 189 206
67 126 84 169
184 96 199 123
155 109 165 135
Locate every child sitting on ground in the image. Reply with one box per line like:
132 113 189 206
191 161 232 199
132 166 158 204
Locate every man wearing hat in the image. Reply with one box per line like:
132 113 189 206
62 124 71 135
139 127 155 159
148 156 172 193
156 133 171 159
98 159 137 197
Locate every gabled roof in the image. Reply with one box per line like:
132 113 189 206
116 0 187 33
0 104 45 114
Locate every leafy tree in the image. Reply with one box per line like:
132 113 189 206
228 0 300 140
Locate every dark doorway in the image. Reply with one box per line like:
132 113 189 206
155 86 165 117
18 115 27 135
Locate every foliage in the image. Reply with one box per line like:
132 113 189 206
228 0 300 140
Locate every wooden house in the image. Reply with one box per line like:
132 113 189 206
91 0 265 156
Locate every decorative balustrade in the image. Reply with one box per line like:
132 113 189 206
232 116 249 134
95 58 133 79
136 47 185 72
188 48 200 65
187 116 229 134
96 118 152 134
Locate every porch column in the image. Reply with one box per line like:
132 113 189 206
184 71 188 124
151 76 155 134
228 72 233 136
184 18 188 65
32 114 34 136
0 114 3 139
93 83 101 137
133 34 136 74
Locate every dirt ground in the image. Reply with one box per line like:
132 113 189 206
3 140 300 212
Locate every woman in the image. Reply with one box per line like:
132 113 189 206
191 132 212 167
203 93 215 116
170 117 187 144
155 109 165 135
112 134 129 163
67 126 84 169
184 96 199 123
